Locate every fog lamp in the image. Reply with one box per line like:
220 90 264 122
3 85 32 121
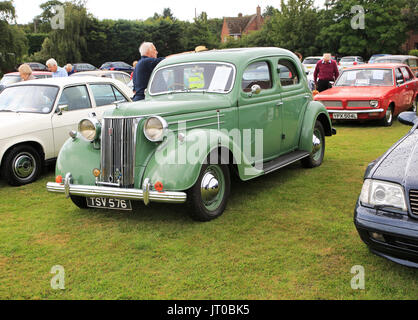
93 168 101 178
370 232 385 242
154 181 164 192
56 175 63 184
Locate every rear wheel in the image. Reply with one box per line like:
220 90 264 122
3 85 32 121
302 121 325 168
381 105 394 127
1 145 42 186
188 162 231 222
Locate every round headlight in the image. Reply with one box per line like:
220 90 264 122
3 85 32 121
370 100 379 108
144 116 168 142
79 118 101 142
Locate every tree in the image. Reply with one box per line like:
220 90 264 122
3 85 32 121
317 0 409 58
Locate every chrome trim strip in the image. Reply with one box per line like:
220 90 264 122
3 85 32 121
171 121 225 132
143 178 150 206
64 173 72 199
327 109 384 114
47 182 187 204
167 114 225 126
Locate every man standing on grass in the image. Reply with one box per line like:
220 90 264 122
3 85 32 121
46 58 68 78
314 53 339 92
132 42 165 101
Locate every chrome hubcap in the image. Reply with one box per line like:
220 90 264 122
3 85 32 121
386 109 393 123
312 129 323 161
201 170 220 206
13 153 36 179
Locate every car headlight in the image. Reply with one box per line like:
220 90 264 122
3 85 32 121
360 179 407 211
144 116 168 142
79 118 101 142
370 100 379 108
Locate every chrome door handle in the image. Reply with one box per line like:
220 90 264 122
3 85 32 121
276 101 284 107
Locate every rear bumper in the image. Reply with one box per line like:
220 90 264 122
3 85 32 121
47 173 187 205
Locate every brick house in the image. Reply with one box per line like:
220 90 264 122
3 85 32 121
403 30 418 52
221 6 264 43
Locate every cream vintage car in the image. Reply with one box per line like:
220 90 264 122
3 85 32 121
0 76 132 186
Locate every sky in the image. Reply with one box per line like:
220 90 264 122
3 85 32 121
13 0 326 24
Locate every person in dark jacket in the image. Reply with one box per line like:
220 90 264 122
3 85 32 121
314 53 339 92
132 42 165 101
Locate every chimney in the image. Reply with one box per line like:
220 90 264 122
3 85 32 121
257 6 261 17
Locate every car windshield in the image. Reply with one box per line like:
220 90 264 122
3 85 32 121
336 69 394 87
0 85 59 113
303 58 320 64
341 58 355 62
0 75 21 86
150 62 235 95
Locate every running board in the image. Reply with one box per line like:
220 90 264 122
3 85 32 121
263 151 310 174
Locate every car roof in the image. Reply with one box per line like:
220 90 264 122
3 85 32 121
158 47 298 68
375 55 417 60
4 71 52 76
9 76 124 87
71 70 130 76
343 63 409 70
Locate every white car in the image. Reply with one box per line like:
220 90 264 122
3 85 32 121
339 56 365 69
0 76 132 186
302 56 322 74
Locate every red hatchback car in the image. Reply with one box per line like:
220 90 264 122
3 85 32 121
314 63 418 126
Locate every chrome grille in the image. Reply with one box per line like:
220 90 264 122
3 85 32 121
347 101 370 108
101 117 141 188
410 190 418 216
320 100 343 107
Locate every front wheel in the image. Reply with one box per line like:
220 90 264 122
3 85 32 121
70 196 88 209
301 121 325 168
188 163 231 222
1 145 42 186
381 106 394 127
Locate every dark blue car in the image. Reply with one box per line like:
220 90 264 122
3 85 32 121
100 61 133 73
355 112 418 268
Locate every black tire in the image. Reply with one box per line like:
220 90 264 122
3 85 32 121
381 105 394 127
1 145 42 186
70 196 88 209
187 162 231 222
301 120 325 168
412 97 417 114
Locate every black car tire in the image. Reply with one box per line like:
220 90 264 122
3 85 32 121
381 105 394 127
1 145 42 186
70 196 88 209
302 121 325 168
187 161 231 222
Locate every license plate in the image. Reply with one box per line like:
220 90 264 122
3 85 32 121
332 113 358 120
87 197 132 211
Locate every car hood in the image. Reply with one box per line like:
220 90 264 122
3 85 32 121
315 86 392 100
107 94 234 118
0 112 51 140
371 130 418 186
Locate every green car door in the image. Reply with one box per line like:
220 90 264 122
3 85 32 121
238 59 283 163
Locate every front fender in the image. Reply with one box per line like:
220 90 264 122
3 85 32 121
299 101 333 152
55 135 101 186
143 128 262 191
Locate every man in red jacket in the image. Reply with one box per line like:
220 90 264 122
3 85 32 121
314 53 339 92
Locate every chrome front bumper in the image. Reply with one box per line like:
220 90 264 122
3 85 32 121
46 174 187 205
327 109 384 114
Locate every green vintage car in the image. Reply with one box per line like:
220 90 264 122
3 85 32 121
47 48 336 221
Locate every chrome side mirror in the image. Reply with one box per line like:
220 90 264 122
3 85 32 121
56 104 68 115
251 84 261 95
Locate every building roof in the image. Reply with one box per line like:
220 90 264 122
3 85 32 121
224 14 256 35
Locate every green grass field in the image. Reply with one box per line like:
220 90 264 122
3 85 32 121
0 120 417 300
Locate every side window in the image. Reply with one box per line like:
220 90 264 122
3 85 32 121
242 61 272 92
112 85 128 101
114 73 129 84
90 84 126 106
58 85 91 111
400 67 412 82
395 68 404 84
277 59 300 87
